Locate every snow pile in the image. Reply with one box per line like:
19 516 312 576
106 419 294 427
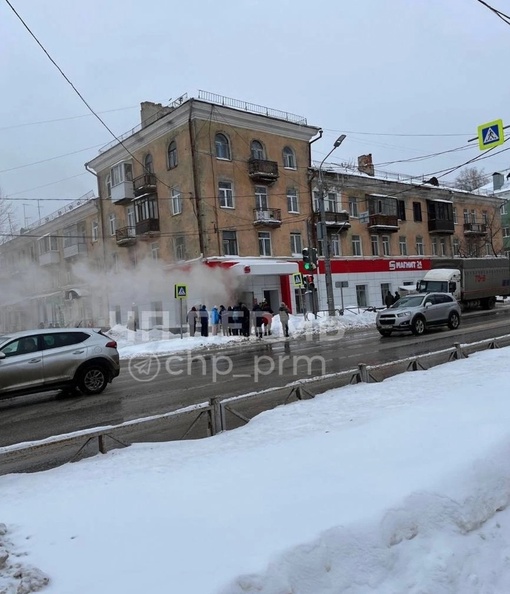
2 349 510 593
0 523 49 594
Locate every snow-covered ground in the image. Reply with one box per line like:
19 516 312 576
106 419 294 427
111 308 378 359
2 344 510 593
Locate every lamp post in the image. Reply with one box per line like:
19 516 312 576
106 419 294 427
318 134 346 317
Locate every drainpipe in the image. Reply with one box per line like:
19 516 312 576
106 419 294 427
85 162 110 326
187 100 205 258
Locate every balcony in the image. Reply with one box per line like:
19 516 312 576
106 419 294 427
464 222 487 235
115 226 137 246
111 181 134 204
63 242 88 259
133 173 157 197
367 214 399 232
428 219 455 234
248 159 279 183
314 210 351 230
136 218 160 238
39 251 60 266
253 208 282 227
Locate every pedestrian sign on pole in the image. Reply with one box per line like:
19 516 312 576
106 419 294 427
293 272 304 288
477 119 504 150
174 284 187 299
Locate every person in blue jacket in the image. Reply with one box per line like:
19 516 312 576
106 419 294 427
211 305 220 335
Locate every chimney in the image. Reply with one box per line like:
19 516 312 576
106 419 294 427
493 172 504 191
358 154 374 177
140 101 173 128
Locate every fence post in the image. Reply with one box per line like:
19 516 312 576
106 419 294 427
454 342 466 360
210 397 225 435
98 435 106 454
358 363 370 383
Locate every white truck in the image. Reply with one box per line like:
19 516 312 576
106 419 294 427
417 258 510 310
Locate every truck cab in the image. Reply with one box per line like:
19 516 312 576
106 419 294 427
417 269 462 301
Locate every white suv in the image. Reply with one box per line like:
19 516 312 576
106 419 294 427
0 328 120 400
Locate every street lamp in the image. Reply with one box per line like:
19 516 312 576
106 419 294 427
318 134 347 317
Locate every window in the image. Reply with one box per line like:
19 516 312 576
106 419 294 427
413 202 422 222
325 192 337 213
503 227 510 237
38 234 58 254
258 232 272 256
111 162 132 186
331 234 341 256
416 236 424 255
255 186 268 210
282 146 296 169
127 206 135 228
144 153 154 173
453 237 460 256
250 140 265 160
92 220 99 242
218 181 234 208
371 235 379 256
167 141 178 169
397 200 406 221
175 236 186 260
440 238 446 256
352 235 362 256
501 201 508 215
135 196 158 222
215 133 231 160
290 232 302 255
482 210 488 224
106 174 111 200
431 237 438 255
382 235 390 256
399 236 407 256
171 188 182 215
151 242 159 260
287 188 299 213
463 209 469 223
356 285 368 307
453 207 458 224
349 196 359 217
470 209 476 224
485 243 492 256
222 231 238 256
367 195 397 216
109 213 116 236
380 283 391 307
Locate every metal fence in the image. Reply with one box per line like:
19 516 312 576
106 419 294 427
2 334 510 475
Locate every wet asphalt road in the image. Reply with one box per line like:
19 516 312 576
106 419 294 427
1 307 509 448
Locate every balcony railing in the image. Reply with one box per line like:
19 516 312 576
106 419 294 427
253 208 282 227
39 251 60 266
136 218 160 237
248 159 279 182
115 226 137 246
314 210 351 229
464 222 487 235
428 219 455 234
133 173 157 197
367 214 399 232
63 242 88 259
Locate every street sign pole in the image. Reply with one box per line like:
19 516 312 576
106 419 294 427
180 300 183 339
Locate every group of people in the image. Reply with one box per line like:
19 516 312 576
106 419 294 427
384 290 401 308
187 301 291 338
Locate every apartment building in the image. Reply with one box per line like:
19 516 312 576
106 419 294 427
85 92 321 324
0 192 104 332
307 160 506 308
479 171 510 257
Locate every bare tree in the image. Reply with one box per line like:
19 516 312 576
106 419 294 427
454 167 489 192
455 205 504 257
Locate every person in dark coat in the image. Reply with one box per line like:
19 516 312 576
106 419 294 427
199 305 209 337
252 302 264 339
393 291 401 303
240 302 251 337
187 306 198 337
384 291 394 308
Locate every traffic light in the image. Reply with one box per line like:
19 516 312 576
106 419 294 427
302 248 313 271
311 248 318 269
306 275 315 290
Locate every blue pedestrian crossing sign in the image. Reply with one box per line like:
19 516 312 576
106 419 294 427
293 273 304 287
477 119 504 150
174 284 187 299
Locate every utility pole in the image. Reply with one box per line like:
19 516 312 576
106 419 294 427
317 135 346 317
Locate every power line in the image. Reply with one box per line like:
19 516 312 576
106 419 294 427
475 0 510 25
323 128 472 138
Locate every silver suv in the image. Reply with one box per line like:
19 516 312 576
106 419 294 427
376 292 461 337
0 328 120 400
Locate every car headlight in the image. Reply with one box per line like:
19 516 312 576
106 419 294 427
396 312 411 318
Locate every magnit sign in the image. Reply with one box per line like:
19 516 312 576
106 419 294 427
388 259 426 271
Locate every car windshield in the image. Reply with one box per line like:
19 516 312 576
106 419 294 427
390 295 425 308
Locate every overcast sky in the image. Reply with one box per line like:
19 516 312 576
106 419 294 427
1 0 509 226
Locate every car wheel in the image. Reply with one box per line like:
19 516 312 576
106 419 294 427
411 316 426 336
76 365 108 395
378 329 392 337
448 311 460 330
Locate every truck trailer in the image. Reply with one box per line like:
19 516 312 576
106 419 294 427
417 258 510 310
